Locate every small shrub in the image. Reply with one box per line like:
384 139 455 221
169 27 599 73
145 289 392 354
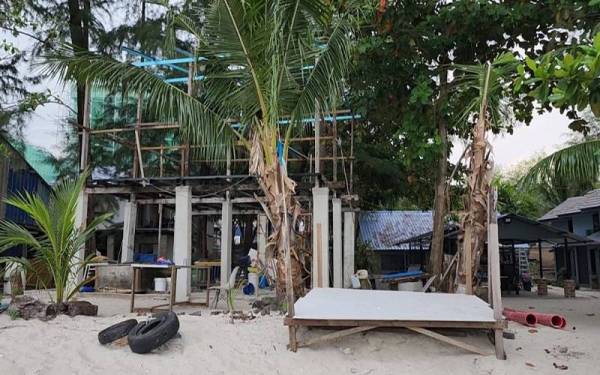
8 309 19 320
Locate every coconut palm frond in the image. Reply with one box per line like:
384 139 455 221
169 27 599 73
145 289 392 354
520 139 600 189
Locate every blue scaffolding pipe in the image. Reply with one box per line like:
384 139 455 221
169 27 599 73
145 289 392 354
228 114 361 129
164 75 205 83
123 47 189 74
133 56 208 68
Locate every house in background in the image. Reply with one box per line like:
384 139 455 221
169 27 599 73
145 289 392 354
539 189 600 288
358 211 433 273
0 136 57 257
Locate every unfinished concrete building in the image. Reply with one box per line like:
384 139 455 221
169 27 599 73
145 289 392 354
74 50 359 302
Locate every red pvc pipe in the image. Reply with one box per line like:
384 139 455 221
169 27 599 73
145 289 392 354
503 308 537 327
531 312 566 329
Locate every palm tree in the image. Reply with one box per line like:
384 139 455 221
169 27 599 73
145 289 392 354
0 171 112 304
520 139 600 202
44 0 353 297
452 55 517 293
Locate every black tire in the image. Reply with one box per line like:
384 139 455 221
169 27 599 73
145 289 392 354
98 319 138 345
127 312 179 354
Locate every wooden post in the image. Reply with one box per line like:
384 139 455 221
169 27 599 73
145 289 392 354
488 189 506 360
134 95 145 179
332 111 338 182
157 203 163 257
564 238 569 278
574 246 580 287
595 249 600 289
130 267 137 313
464 227 473 294
350 118 354 192
80 82 91 171
538 239 543 279
314 102 320 187
586 247 593 288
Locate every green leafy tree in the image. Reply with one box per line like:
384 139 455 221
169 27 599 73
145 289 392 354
518 33 600 195
0 171 112 304
350 1 599 279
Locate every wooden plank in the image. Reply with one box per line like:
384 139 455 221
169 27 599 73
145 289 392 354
298 326 375 348
169 265 177 311
488 189 506 360
284 317 505 330
408 327 490 356
316 224 322 287
422 275 437 292
129 268 136 313
464 227 473 294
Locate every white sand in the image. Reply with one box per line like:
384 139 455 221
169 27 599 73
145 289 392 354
0 286 599 375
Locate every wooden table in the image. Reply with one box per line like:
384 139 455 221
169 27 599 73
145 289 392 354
129 263 221 313
129 263 180 313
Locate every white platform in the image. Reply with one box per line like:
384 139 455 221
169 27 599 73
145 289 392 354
294 288 495 322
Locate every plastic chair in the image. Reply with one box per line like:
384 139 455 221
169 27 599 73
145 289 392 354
209 266 240 311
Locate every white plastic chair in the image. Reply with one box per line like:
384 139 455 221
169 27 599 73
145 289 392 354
209 266 240 311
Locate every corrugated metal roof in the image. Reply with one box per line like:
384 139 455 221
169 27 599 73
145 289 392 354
540 189 600 221
358 211 433 251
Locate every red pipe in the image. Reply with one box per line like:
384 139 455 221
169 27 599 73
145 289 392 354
531 312 566 329
503 308 537 327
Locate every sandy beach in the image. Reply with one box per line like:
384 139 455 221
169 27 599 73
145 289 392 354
1 286 599 375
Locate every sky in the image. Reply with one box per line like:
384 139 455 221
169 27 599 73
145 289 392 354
449 111 572 171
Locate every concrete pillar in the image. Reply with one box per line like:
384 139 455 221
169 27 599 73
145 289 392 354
120 199 137 263
257 214 268 265
173 186 192 302
312 187 329 288
343 211 355 288
106 234 115 260
332 198 343 288
220 197 233 288
70 191 88 286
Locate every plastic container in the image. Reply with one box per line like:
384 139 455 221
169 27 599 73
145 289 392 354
248 273 259 295
154 278 167 293
165 277 172 292
398 281 422 292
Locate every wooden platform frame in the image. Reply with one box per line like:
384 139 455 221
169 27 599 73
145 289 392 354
284 188 507 360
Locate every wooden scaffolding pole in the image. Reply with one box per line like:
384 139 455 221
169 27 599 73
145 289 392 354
80 82 91 171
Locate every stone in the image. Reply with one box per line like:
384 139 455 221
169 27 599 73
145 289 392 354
9 295 51 320
66 301 98 317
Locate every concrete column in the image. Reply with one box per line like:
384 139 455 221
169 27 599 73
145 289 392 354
70 191 88 286
257 214 268 265
106 234 115 260
312 187 329 288
220 197 233 288
120 199 137 263
332 198 343 288
173 186 192 302
343 211 355 288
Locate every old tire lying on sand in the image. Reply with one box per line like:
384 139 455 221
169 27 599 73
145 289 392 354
128 312 180 354
98 319 139 345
